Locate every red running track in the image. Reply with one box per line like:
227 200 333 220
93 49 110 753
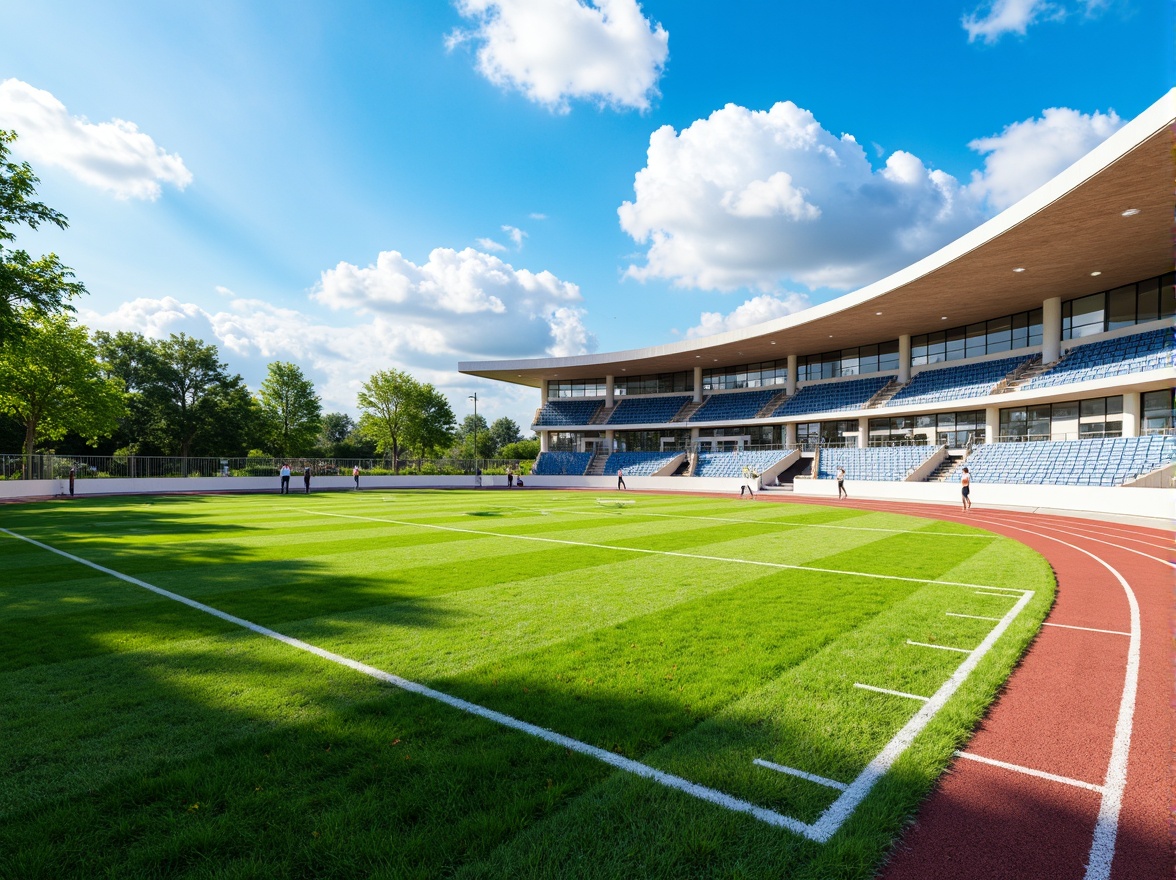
763 495 1172 880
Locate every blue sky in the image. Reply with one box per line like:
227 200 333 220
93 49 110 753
0 0 1169 430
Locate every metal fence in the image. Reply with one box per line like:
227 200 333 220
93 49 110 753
0 454 534 481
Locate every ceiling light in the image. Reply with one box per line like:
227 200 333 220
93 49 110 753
829 335 833 338
1013 267 1025 273
941 316 948 320
875 311 883 316
770 341 776 345
1121 208 1140 217
1090 271 1102 277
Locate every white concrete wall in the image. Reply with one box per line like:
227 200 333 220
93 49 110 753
792 476 1175 520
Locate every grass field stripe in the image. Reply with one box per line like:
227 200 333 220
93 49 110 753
753 759 848 791
807 588 1035 843
906 640 972 654
0 526 825 840
499 504 997 538
1041 622 1130 636
854 683 929 701
294 507 1005 591
946 612 1001 621
952 751 1105 793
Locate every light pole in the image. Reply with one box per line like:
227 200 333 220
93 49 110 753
468 393 478 483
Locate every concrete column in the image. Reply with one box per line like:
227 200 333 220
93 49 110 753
604 429 615 451
1042 297 1062 364
539 431 549 452
693 366 703 403
605 375 614 408
985 406 999 445
898 334 911 384
689 427 700 443
785 422 797 446
858 416 869 449
1121 392 1140 437
540 382 548 405
786 355 797 396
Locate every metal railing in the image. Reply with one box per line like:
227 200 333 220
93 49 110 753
0 454 535 481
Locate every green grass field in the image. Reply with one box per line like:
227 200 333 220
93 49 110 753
0 490 1053 879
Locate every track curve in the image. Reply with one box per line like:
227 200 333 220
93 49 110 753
763 495 1172 880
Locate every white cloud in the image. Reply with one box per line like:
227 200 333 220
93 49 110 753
447 0 669 112
962 0 1056 42
501 224 527 247
476 236 508 252
686 293 810 339
966 106 1122 210
529 212 548 220
0 79 192 200
618 101 985 293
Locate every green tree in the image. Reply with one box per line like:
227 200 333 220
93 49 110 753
0 314 124 458
0 131 86 345
319 412 355 448
257 361 322 458
405 384 456 459
498 438 540 460
487 416 522 455
357 370 456 471
452 413 495 460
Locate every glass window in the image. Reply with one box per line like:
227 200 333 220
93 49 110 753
965 323 987 358
1068 292 1105 339
1028 308 1043 347
1106 395 1123 416
945 327 965 360
1011 312 1029 350
1051 402 1078 422
879 339 900 371
1142 389 1174 433
986 316 1012 352
1161 272 1175 319
1107 284 1136 330
1136 277 1160 323
1080 398 1105 418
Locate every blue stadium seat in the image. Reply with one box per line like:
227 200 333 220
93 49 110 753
532 451 593 475
689 389 779 422
534 399 604 427
602 451 683 476
1025 329 1173 390
887 356 1030 407
773 376 893 417
817 447 938 481
693 450 791 478
948 436 1176 485
607 396 692 425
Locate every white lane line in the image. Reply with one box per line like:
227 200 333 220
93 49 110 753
0 526 815 837
965 514 1175 569
289 508 1005 591
854 683 929 702
753 759 848 791
953 519 1142 880
1042 622 1130 637
946 612 1001 621
906 640 972 654
975 590 1018 597
953 751 1105 794
963 512 1173 551
807 588 1035 842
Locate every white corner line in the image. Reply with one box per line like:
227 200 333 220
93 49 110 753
753 759 848 791
953 751 1105 794
975 590 1019 597
906 640 973 654
946 612 1001 621
1042 622 1130 637
854 683 930 702
0 527 821 840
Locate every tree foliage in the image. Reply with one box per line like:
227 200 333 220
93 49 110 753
0 130 86 346
0 313 124 456
357 370 455 471
257 361 322 458
487 417 522 454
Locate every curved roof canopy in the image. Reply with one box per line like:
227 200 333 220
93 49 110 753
461 90 1175 389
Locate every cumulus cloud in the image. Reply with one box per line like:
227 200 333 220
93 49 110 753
686 292 810 339
0 79 192 200
447 0 669 112
966 106 1123 210
962 0 1111 43
618 101 986 292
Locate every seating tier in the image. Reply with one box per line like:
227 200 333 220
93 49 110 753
607 395 692 425
1024 329 1173 390
887 356 1029 407
818 446 937 481
534 399 603 427
689 389 779 422
694 450 791 478
950 436 1175 486
532 451 592 476
773 376 893 417
602 451 682 476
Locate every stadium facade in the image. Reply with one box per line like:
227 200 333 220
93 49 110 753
459 90 1174 513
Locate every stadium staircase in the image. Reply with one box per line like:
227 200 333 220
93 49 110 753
585 451 609 475
926 454 965 482
755 389 791 418
589 405 614 425
992 355 1045 394
867 378 904 408
672 400 704 422
772 455 813 490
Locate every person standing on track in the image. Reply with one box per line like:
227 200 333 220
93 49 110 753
740 465 756 498
352 464 361 490
836 465 847 499
617 467 626 490
303 465 311 494
279 463 291 494
960 466 972 511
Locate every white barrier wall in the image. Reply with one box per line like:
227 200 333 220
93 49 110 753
791 477 1175 520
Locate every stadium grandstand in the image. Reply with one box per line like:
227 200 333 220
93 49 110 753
462 91 1176 512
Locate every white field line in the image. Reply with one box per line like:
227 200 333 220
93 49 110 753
952 751 1105 794
289 507 1005 591
805 588 1035 842
1042 622 1130 637
953 519 1141 880
961 511 1173 551
0 526 815 837
906 640 973 654
975 590 1019 597
946 612 1001 622
965 514 1175 569
753 759 848 791
854 683 929 702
